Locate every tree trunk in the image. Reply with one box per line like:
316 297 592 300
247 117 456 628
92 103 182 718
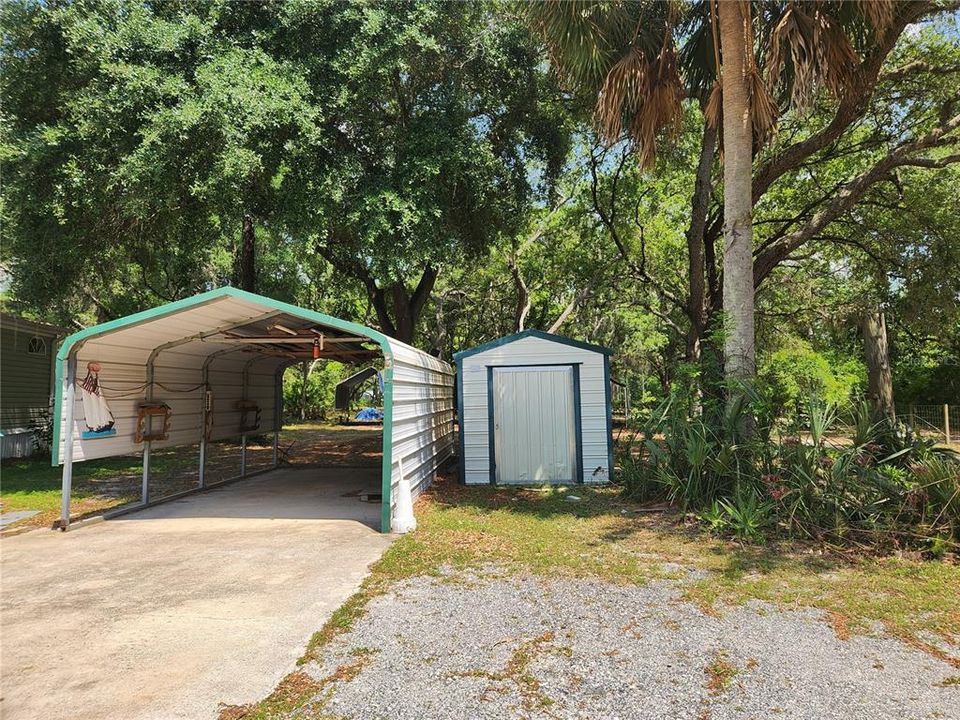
509 257 531 332
718 0 756 385
685 121 718 364
299 360 320 421
238 215 257 292
862 311 895 421
360 264 440 345
370 264 438 344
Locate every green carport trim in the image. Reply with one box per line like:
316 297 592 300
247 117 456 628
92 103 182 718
50 286 398 533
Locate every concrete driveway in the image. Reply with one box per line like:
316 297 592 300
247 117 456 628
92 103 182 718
0 467 395 720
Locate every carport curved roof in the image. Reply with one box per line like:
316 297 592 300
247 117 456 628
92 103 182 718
56 287 396 368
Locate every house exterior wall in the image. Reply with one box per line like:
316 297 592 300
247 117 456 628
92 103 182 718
456 334 612 486
1 321 60 458
1 325 56 429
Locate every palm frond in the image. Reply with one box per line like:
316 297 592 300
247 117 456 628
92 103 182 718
763 3 858 110
857 0 895 38
526 0 632 87
527 0 686 167
596 45 649 142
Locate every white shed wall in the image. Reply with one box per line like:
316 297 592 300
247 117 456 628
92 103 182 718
458 336 611 485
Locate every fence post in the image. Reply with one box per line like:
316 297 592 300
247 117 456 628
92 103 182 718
945 404 951 445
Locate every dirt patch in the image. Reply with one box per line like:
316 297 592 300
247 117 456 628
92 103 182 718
279 425 382 467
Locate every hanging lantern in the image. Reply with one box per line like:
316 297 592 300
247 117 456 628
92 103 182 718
312 337 321 359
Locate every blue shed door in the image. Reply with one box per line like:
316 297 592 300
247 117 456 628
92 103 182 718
492 366 576 484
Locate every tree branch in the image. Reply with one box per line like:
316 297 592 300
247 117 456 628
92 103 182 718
750 1 932 204
753 110 960 285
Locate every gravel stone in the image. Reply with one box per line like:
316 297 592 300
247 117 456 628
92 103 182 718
299 571 959 720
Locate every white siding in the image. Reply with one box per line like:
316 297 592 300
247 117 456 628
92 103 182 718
458 335 611 485
385 343 455 521
57 344 286 463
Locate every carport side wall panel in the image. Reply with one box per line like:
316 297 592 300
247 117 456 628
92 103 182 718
457 336 610 485
55 353 285 463
52 294 284 464
386 349 456 526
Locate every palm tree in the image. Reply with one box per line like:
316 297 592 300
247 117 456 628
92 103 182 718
527 0 894 390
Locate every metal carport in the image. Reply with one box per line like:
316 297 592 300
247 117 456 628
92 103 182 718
52 287 455 532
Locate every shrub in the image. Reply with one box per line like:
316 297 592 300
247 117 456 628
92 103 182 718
616 385 960 551
282 360 351 421
759 340 863 427
31 407 54 456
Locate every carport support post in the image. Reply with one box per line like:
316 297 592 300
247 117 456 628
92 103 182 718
199 436 206 488
272 367 282 467
59 354 77 529
142 361 155 504
199 375 209 489
142 443 151 503
241 434 247 476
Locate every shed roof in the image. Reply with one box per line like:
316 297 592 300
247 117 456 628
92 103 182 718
1 312 68 337
453 329 612 361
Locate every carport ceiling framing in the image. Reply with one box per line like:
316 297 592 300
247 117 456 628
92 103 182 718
163 315 382 364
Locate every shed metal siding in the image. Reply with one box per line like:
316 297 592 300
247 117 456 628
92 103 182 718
52 288 454 532
457 335 611 485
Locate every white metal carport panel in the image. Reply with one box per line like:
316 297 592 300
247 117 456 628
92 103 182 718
56 295 287 463
384 346 455 521
54 288 458 533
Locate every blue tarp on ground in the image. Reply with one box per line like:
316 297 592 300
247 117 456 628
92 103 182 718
355 407 383 422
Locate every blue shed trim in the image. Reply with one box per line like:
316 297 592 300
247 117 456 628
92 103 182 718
453 329 612 361
572 364 584 484
603 354 614 483
456 356 466 484
486 366 496 484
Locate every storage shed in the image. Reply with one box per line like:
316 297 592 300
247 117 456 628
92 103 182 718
454 330 613 485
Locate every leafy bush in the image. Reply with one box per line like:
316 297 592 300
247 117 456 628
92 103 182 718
282 361 350 421
758 339 863 427
617 386 960 552
31 407 54 456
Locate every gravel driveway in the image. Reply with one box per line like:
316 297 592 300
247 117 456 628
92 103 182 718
292 567 958 720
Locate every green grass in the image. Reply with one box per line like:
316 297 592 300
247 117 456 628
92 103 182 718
705 650 741 694
0 423 355 532
0 450 196 530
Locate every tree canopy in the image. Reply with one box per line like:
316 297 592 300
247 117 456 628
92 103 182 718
2 0 958 408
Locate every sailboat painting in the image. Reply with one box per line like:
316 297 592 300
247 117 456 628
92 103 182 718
79 362 117 439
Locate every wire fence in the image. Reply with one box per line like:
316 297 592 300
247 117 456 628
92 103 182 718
896 404 958 446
